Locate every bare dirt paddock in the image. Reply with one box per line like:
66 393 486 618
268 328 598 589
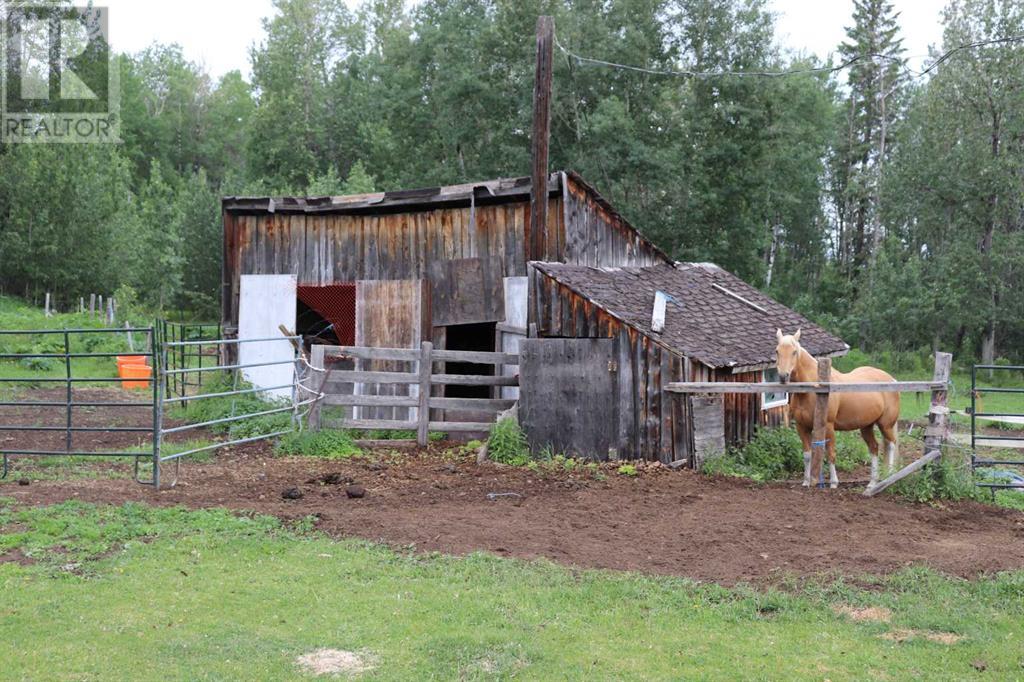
4 442 1024 584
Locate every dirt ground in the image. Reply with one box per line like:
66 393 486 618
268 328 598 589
4 442 1024 584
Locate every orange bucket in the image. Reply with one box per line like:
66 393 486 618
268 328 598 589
119 363 152 390
116 355 148 371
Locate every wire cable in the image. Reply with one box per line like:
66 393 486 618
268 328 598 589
555 33 1024 81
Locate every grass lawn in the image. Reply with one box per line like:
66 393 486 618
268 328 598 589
2 500 1023 680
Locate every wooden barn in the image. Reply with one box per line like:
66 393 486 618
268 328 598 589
221 169 847 465
221 171 667 359
525 261 848 465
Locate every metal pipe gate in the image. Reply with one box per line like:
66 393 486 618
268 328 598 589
0 326 160 484
0 323 323 489
970 363 1024 494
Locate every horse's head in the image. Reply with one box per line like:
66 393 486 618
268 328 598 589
774 328 802 383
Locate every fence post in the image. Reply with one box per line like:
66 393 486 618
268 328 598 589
89 293 96 316
924 352 952 459
308 345 326 431
809 357 831 487
44 292 52 317
417 341 433 446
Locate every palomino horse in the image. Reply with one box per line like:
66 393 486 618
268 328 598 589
775 329 900 489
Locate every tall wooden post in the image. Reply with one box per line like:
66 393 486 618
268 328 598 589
529 15 554 263
810 357 832 487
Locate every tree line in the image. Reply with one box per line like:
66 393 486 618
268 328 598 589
0 0 1021 362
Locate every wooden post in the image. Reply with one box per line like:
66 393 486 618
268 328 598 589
923 351 952 456
528 15 554 263
125 321 135 352
79 297 85 314
417 341 433 447
44 292 51 317
809 358 831 487
89 293 96 316
106 298 114 326
864 351 952 497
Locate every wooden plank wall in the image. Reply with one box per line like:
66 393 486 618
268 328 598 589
223 198 562 330
354 279 429 421
224 175 674 331
528 268 688 463
562 176 669 267
689 364 784 446
519 338 619 460
428 256 505 326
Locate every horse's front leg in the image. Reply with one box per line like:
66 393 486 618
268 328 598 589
827 425 839 489
797 422 812 487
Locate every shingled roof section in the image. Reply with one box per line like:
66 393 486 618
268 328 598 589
532 262 848 370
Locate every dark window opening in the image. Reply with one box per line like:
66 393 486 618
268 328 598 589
444 322 496 399
296 299 339 349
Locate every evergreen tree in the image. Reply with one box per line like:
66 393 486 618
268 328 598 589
834 0 906 277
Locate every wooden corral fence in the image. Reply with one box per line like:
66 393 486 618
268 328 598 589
665 353 953 496
308 342 518 445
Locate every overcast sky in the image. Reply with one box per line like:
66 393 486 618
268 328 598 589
102 0 947 80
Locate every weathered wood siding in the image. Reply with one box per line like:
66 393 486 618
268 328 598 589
528 267 688 463
223 174 671 332
688 365 787 446
528 266 785 466
353 279 429 421
224 198 561 331
519 338 619 459
561 173 669 267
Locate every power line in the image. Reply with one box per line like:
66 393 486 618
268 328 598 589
555 33 1024 81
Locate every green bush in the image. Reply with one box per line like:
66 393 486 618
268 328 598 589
891 453 981 504
735 426 804 480
275 429 362 459
486 417 530 466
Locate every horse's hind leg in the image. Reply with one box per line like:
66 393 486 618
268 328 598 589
861 426 880 487
879 422 899 471
797 421 812 487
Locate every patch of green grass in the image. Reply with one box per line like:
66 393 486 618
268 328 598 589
349 428 445 442
0 440 218 484
1 502 1024 679
275 429 363 459
168 372 292 439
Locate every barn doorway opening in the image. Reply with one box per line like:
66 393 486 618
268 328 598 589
444 322 496 399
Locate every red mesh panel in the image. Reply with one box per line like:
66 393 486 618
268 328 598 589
297 284 356 346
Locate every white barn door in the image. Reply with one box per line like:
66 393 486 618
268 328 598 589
238 274 297 400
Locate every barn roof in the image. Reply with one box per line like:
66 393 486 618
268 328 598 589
532 262 848 371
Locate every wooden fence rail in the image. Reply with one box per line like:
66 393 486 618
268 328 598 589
665 352 953 494
309 341 518 445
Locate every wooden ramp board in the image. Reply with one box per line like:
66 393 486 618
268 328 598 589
519 338 618 460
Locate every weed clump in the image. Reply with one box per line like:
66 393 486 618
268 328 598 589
486 417 530 466
275 429 363 459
